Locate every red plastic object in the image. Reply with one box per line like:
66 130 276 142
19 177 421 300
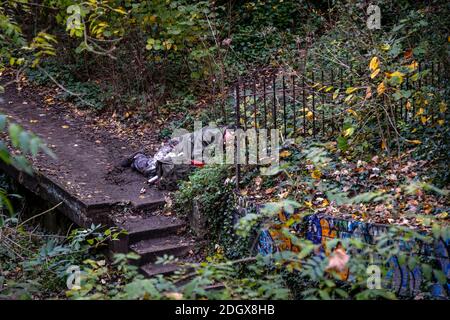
191 160 205 168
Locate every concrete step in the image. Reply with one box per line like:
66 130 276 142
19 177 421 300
139 262 188 278
121 215 185 245
140 262 180 277
131 235 195 265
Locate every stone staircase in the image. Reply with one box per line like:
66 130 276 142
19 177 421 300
115 214 196 278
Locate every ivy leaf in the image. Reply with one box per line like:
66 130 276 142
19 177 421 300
337 136 348 151
422 264 432 280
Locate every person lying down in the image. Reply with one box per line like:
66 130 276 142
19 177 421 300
121 125 232 190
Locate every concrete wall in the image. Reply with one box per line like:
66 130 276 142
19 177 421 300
234 195 450 298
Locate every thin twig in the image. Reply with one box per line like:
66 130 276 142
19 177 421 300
37 66 96 108
17 201 62 228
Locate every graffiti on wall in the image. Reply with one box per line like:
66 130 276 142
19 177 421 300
234 195 450 298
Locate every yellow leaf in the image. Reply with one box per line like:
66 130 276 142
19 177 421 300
347 109 358 117
280 150 291 158
406 139 421 145
343 127 354 137
304 201 313 208
420 116 428 124
439 102 447 113
416 108 424 116
370 68 380 79
113 7 126 15
369 56 379 71
332 89 340 100
344 94 353 103
385 71 404 84
311 169 321 179
61 125 69 129
438 119 445 126
306 111 314 121
381 44 391 51
436 212 448 219
385 71 404 80
346 87 358 94
381 140 387 149
377 82 386 95
124 111 132 118
408 61 418 71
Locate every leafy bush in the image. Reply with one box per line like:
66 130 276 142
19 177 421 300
174 165 232 240
0 221 123 299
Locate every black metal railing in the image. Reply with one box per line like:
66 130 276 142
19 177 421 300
216 60 448 189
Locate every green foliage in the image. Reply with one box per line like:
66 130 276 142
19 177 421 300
302 0 449 155
66 251 291 300
0 219 123 299
0 115 54 225
174 165 232 238
405 108 450 188
0 115 54 172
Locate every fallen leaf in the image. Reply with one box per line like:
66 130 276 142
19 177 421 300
326 247 349 272
420 116 428 124
97 260 106 266
311 169 322 179
377 82 386 95
404 48 413 59
346 87 358 94
165 292 183 300
406 100 412 110
365 87 372 99
280 150 292 158
408 60 418 70
370 68 380 79
369 56 379 71
436 212 448 219
279 191 289 199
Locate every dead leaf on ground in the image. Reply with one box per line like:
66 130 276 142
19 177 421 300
326 247 349 272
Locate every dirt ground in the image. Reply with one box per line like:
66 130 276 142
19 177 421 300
0 72 167 213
